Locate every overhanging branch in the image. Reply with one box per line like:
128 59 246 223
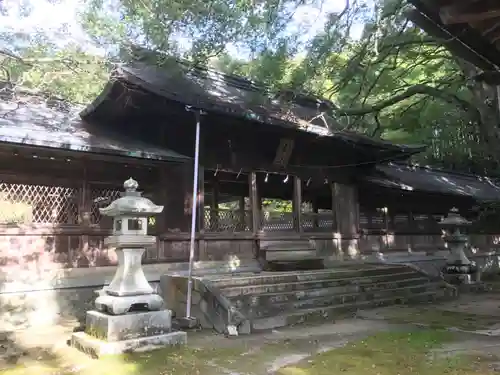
335 84 476 116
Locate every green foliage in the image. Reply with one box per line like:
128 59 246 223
262 199 292 213
2 43 109 103
3 0 500 174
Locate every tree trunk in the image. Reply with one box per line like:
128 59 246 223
460 61 500 166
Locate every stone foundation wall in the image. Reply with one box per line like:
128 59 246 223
313 234 500 261
380 252 500 279
0 259 260 332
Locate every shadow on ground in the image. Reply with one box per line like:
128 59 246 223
6 284 500 374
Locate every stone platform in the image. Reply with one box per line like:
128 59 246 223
71 309 186 357
85 310 172 341
95 294 164 315
71 330 187 358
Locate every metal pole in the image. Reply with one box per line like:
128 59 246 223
186 108 202 318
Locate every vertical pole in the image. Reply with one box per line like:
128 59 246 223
292 176 302 232
186 110 201 319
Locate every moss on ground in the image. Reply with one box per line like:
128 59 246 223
2 329 499 375
373 306 499 330
276 330 497 375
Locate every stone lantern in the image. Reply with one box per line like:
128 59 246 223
71 178 187 357
439 207 477 284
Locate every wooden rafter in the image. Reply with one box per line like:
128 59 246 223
440 1 500 25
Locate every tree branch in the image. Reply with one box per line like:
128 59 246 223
335 84 477 116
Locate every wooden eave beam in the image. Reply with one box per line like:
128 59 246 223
440 3 500 25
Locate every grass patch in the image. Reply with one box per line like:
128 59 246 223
0 339 304 375
378 306 498 330
276 330 496 375
0 346 242 375
3 329 499 375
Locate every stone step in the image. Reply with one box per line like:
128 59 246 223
260 240 313 250
221 270 420 297
246 283 441 319
226 277 429 306
209 264 413 288
251 289 444 331
265 250 321 261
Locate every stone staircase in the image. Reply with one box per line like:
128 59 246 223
162 263 455 335
259 239 324 271
195 263 455 334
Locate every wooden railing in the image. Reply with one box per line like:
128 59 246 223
202 210 445 235
203 208 252 232
301 212 335 232
260 211 294 231
359 212 442 234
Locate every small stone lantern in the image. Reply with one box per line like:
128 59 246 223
439 207 477 284
95 177 164 313
71 178 187 357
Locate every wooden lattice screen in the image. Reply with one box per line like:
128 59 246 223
0 182 79 225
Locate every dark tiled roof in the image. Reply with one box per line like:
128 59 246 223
364 163 500 201
118 60 340 135
101 54 422 154
0 97 190 162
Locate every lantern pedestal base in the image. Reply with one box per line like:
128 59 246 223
443 262 479 285
95 293 164 315
71 331 187 358
176 316 199 330
71 309 187 358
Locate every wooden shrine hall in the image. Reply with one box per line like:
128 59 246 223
3 52 500 333
0 49 500 272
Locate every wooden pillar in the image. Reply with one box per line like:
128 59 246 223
408 211 415 252
209 179 220 231
238 195 246 230
155 167 168 234
332 182 359 237
249 172 261 233
312 199 319 229
165 163 192 232
79 166 90 265
332 182 360 259
292 176 302 232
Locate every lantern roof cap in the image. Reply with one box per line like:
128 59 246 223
99 178 163 217
439 207 471 227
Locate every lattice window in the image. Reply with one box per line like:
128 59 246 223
413 214 440 233
394 215 409 224
359 212 385 229
301 212 334 231
90 187 122 225
359 213 369 226
0 182 79 224
261 211 294 231
204 208 251 232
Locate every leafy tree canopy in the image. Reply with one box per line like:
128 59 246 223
2 0 500 175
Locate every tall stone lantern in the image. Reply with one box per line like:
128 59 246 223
71 178 187 357
439 207 477 284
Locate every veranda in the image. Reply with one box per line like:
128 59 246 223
0 144 496 272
